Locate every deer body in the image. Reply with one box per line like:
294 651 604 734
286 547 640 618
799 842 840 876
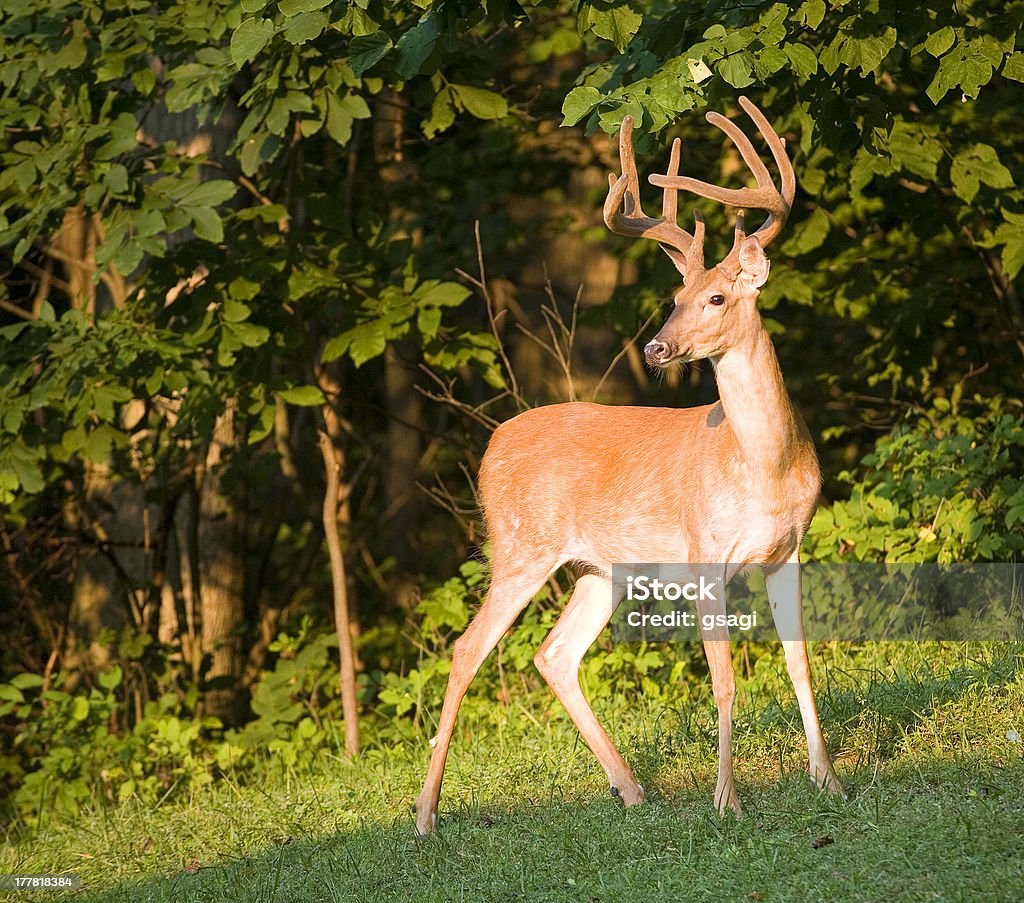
481 388 817 575
414 97 844 835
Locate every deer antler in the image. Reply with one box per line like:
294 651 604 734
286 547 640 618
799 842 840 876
648 96 795 252
603 115 696 274
604 97 795 276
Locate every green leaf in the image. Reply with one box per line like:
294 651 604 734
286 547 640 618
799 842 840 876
225 320 271 348
239 132 283 175
589 6 643 52
349 32 393 76
887 121 943 181
136 209 166 238
287 264 339 300
83 426 114 463
338 94 371 119
423 87 455 139
324 97 354 145
924 26 955 58
180 180 238 207
758 2 788 46
755 46 789 77
189 206 224 243
96 113 140 160
231 18 276 67
781 208 830 257
0 684 23 703
51 32 88 72
279 0 330 15
719 53 755 88
417 282 471 308
1003 52 1024 83
229 277 261 301
348 7 380 37
92 384 130 421
561 86 602 127
9 453 45 494
849 148 893 197
10 673 44 690
797 0 825 29
839 27 897 75
452 85 508 120
132 67 157 96
71 696 90 721
418 306 442 338
784 43 818 78
1003 236 1024 280
104 164 129 194
950 144 1013 203
323 320 391 366
318 93 369 146
284 11 328 45
927 41 995 104
394 12 440 80
98 665 123 691
278 385 327 406
988 212 1024 279
222 298 251 323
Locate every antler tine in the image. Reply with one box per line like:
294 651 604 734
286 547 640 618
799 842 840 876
603 116 694 263
706 111 772 190
736 96 795 247
648 97 794 250
661 138 681 226
687 208 706 273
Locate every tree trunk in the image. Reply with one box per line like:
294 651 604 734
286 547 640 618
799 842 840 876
196 402 247 726
318 401 360 757
374 92 427 608
384 342 424 609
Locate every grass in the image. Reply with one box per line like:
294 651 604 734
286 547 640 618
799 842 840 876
2 642 1023 902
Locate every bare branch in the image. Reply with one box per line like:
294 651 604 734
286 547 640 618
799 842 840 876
591 305 663 401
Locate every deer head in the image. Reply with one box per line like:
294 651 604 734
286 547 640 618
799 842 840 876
603 96 795 367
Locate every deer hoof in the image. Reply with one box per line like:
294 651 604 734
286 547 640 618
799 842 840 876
414 808 438 836
611 781 645 806
814 767 848 800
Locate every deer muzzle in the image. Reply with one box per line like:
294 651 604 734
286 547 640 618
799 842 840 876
645 339 678 366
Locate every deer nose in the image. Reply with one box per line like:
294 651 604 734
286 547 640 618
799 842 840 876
645 340 672 365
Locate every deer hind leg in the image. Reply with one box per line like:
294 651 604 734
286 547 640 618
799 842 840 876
413 556 558 835
697 589 743 817
765 555 846 797
533 573 645 806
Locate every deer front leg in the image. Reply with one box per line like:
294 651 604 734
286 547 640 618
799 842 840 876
765 553 846 798
534 573 645 806
697 590 742 817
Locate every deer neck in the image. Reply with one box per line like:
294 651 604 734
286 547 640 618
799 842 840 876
710 323 804 491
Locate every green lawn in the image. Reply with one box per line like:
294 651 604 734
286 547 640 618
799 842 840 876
3 643 1023 902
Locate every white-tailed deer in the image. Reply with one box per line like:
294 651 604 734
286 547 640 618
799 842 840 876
413 96 845 835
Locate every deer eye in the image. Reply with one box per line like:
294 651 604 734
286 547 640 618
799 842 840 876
709 294 726 306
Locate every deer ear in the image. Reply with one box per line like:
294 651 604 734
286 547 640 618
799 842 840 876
660 244 688 276
737 237 770 288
